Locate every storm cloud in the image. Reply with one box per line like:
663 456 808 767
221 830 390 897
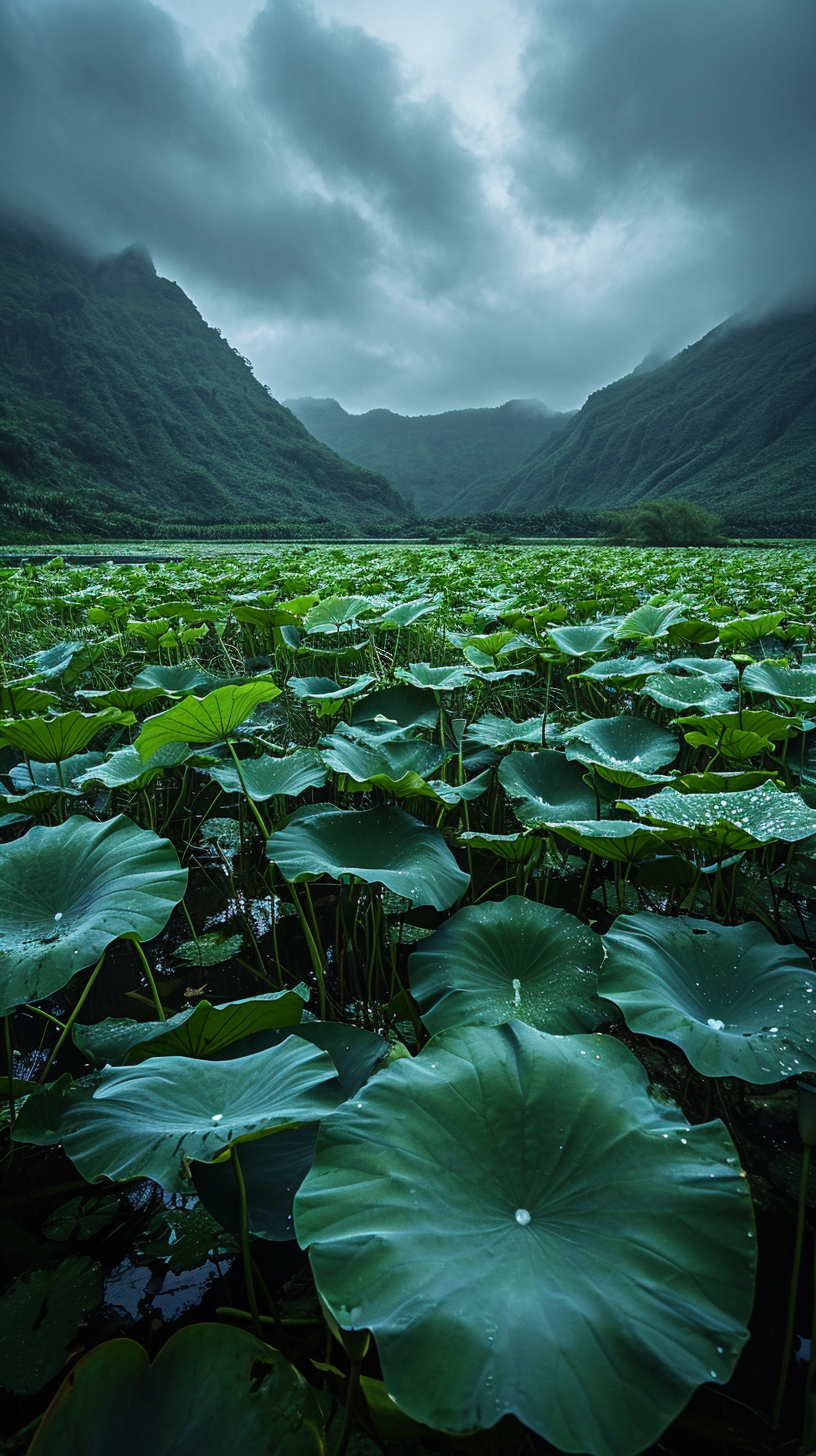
0 0 812 411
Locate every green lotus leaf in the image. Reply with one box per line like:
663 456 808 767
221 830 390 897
463 664 533 684
78 685 163 711
373 596 442 627
135 681 281 759
498 749 595 825
266 804 469 910
547 623 615 656
675 769 778 793
0 682 60 714
575 655 659 684
75 742 192 790
408 896 608 1035
664 657 738 685
303 595 375 633
194 1023 389 1241
8 752 104 797
640 675 737 714
25 1324 324 1456
718 611 785 646
422 769 493 806
667 618 719 645
742 660 816 704
395 663 472 690
174 932 244 965
131 662 225 696
26 640 105 684
14 1038 342 1190
321 733 446 790
295 1022 754 1456
0 816 187 1016
465 713 545 749
601 914 816 1082
351 683 438 730
562 715 679 778
0 1256 103 1396
0 709 131 762
458 830 542 863
553 820 672 861
208 749 327 801
676 709 802 749
287 675 376 713
74 989 307 1065
624 782 816 846
614 603 686 640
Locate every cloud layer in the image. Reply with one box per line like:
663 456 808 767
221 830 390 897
0 0 813 411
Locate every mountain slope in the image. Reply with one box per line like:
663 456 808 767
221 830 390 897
0 218 412 540
284 396 573 515
495 309 815 520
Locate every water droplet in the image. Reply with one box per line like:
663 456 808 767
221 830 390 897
54 912 63 922
680 1138 687 1145
514 1208 532 1226
512 977 522 1008
211 1113 223 1123
707 1018 724 1030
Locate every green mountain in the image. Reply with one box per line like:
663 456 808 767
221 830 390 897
284 396 574 515
0 219 412 541
495 309 815 522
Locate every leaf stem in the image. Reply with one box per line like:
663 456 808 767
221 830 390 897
131 939 165 1022
39 952 107 1080
231 1144 262 1340
774 1144 810 1429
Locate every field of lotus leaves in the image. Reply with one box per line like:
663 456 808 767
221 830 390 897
1 542 816 1456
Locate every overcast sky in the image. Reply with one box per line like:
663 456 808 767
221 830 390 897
1 0 813 413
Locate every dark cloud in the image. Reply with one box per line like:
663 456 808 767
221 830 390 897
0 0 813 411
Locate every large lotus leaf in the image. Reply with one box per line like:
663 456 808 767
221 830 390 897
78 685 163 711
665 657 738 685
74 989 307 1065
601 914 816 1082
287 674 375 711
267 804 468 909
9 752 104 797
623 782 816 847
408 897 608 1035
0 709 129 762
395 663 472 690
667 618 719 646
26 640 104 684
13 1038 342 1191
575 655 658 684
718 611 784 646
458 830 542 863
136 681 280 758
351 683 438 730
465 714 545 749
295 1022 755 1456
208 749 327 801
422 769 493 806
0 1256 103 1395
321 733 446 789
26 1323 324 1456
194 1024 389 1240
75 742 192 790
640 675 737 714
0 816 187 1017
303 595 375 633
553 820 672 861
562 715 678 777
131 662 225 696
614 603 686 640
676 709 803 747
373 596 442 628
547 623 615 656
498 749 595 825
743 660 816 704
0 682 60 713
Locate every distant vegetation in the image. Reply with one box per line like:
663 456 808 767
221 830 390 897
601 499 725 547
0 218 412 542
285 395 573 516
494 308 815 521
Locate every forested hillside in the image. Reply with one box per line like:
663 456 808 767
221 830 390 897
285 396 572 515
495 309 815 523
0 219 412 541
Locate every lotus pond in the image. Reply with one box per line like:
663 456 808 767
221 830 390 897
1 543 816 1456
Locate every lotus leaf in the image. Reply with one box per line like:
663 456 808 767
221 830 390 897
0 682 60 714
373 596 441 627
742 660 816 704
75 743 192 790
421 769 493 806
640 675 737 714
498 749 595 825
26 641 102 684
0 816 187 1016
295 1022 754 1456
0 1256 103 1395
131 663 225 695
576 655 658 684
623 782 816 846
408 896 608 1035
287 675 376 712
547 623 615 656
74 989 307 1064
351 683 438 730
0 709 130 762
601 914 816 1082
78 685 163 711
26 1324 324 1456
135 681 280 758
553 820 672 861
208 749 327 801
14 1038 342 1190
465 714 545 748
614 603 686 640
718 611 784 645
562 715 678 779
266 803 469 910
9 752 104 796
665 657 739 685
321 733 446 790
395 663 472 690
302 595 375 633
458 830 542 863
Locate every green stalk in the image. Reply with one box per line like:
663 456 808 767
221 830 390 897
231 1145 262 1340
227 740 269 841
39 952 106 1080
4 1015 15 1132
131 938 165 1022
773 1145 810 1430
336 1361 362 1456
289 883 328 1019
